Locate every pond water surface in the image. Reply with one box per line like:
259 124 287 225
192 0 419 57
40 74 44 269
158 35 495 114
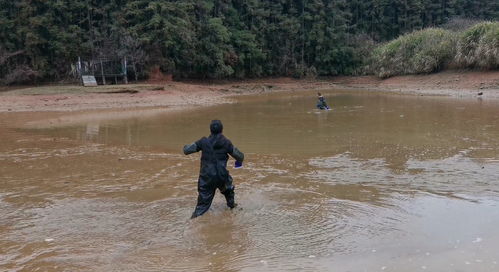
1 91 499 272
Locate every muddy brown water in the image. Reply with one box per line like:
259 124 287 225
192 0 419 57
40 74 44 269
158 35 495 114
1 91 499 272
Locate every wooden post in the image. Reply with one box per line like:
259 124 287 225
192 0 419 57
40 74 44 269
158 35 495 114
100 59 106 85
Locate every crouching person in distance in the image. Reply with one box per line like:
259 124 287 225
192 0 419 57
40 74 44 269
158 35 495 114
183 120 244 219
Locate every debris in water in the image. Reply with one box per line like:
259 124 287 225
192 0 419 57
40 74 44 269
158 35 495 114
472 237 482 243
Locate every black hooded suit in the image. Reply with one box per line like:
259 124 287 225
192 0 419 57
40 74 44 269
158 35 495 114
183 120 244 218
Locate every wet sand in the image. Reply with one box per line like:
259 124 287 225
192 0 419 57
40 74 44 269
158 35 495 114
2 90 499 271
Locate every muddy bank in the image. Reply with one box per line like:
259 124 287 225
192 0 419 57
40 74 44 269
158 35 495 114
0 80 332 113
331 70 499 97
0 70 497 113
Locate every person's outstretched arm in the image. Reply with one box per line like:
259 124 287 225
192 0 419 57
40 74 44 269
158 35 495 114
229 146 244 162
183 141 201 155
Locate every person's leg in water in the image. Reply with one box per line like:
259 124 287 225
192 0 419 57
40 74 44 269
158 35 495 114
191 177 216 219
220 175 237 209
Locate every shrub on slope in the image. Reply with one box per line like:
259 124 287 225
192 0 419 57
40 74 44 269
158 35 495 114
371 28 456 78
455 22 499 69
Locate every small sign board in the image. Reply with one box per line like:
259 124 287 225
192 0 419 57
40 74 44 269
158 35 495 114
82 75 98 87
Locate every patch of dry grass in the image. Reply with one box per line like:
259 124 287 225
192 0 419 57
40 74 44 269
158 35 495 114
0 84 164 96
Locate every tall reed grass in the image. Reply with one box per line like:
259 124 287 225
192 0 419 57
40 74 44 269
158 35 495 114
371 28 456 78
455 22 499 69
370 22 499 78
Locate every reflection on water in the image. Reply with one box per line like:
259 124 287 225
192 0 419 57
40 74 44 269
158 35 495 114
1 91 499 271
85 123 100 139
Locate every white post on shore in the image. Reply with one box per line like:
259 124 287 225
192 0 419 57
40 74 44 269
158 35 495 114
123 56 128 84
77 56 82 75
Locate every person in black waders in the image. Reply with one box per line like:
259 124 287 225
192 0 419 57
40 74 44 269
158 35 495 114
316 92 330 110
183 120 245 219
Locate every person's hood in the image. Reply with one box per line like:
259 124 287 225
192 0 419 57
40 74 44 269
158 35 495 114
210 120 223 134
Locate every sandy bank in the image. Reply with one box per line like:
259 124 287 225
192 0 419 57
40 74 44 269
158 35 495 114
0 70 497 114
331 70 499 98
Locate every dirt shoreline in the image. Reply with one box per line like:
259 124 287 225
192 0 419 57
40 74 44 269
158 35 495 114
0 70 497 114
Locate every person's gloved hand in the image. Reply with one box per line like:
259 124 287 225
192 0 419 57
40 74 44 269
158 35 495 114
234 161 243 168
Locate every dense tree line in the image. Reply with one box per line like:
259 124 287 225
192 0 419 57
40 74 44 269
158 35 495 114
0 0 498 84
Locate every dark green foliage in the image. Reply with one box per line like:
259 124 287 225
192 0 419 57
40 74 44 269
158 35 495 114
0 0 497 84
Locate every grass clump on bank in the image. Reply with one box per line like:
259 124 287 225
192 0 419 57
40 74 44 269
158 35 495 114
371 28 456 78
455 22 499 69
371 21 499 78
